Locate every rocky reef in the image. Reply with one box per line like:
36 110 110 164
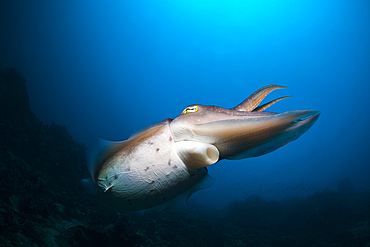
0 68 369 246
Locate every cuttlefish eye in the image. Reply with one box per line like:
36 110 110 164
181 106 198 114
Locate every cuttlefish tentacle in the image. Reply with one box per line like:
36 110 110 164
231 85 287 112
82 84 320 211
253 96 292 112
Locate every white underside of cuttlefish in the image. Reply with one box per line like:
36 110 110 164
82 85 320 211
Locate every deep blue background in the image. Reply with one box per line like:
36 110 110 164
1 0 369 208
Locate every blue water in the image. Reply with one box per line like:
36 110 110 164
1 0 369 209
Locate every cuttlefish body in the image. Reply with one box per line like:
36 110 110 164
82 85 320 211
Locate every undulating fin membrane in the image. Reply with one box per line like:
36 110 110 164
86 138 126 182
142 172 215 214
82 138 126 196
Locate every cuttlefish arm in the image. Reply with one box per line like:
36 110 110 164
170 85 320 170
253 96 292 112
231 84 287 111
189 110 319 159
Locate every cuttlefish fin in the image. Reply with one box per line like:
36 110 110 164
253 96 292 112
232 85 287 112
82 138 127 196
142 173 215 213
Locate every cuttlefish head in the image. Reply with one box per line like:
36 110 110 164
170 85 320 170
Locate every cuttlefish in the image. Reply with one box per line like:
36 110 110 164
82 85 320 211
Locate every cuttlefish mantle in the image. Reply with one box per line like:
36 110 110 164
82 85 320 211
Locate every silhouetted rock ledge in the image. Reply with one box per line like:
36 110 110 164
0 68 142 246
0 68 369 246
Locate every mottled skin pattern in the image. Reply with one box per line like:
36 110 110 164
96 120 208 210
82 85 320 211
